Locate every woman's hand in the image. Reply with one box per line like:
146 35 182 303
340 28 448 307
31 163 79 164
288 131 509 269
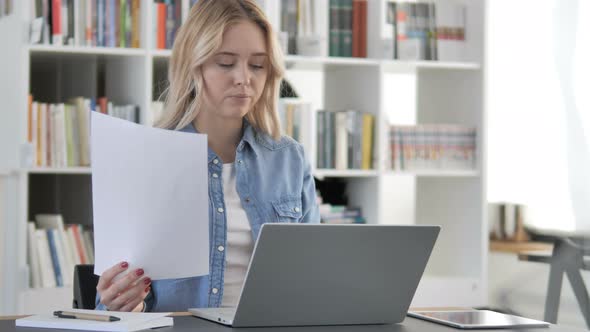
96 262 152 312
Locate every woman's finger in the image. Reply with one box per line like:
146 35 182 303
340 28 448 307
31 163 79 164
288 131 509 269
119 286 151 312
100 268 145 307
108 277 151 311
96 262 128 292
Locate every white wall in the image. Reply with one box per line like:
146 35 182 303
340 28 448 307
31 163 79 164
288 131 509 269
487 0 590 329
487 0 590 232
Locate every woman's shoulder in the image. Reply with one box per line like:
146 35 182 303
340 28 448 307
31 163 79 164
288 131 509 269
247 126 305 157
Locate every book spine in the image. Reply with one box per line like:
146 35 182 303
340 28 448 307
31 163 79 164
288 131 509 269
27 222 42 288
125 0 132 47
131 0 140 48
71 224 87 264
46 229 63 287
35 230 57 288
97 0 105 46
352 0 360 57
339 0 353 57
329 0 340 57
359 0 367 58
316 111 324 169
335 111 348 170
51 0 63 45
157 3 166 49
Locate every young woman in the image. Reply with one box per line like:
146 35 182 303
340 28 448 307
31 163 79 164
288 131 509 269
95 0 319 312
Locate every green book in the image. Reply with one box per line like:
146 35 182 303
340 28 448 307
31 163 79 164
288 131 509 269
340 0 353 57
329 0 340 57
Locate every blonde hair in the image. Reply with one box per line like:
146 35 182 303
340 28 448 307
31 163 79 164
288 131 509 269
156 0 285 140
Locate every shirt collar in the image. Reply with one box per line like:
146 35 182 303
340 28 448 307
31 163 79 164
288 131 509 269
178 119 259 163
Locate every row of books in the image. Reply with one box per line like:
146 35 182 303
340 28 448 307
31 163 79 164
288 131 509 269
0 0 13 18
278 99 312 149
152 0 198 49
329 0 367 57
29 0 142 48
317 110 374 170
319 204 366 224
27 214 94 288
389 125 477 171
385 1 467 61
27 96 139 168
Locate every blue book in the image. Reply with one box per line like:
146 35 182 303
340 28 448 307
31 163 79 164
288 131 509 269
97 0 105 46
108 0 116 47
45 229 63 287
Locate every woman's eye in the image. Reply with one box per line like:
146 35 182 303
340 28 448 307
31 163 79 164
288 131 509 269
218 63 234 68
250 64 264 70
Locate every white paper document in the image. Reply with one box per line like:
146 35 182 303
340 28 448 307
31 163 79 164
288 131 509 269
91 112 209 279
16 309 173 332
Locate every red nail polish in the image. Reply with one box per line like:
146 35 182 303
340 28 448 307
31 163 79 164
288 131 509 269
121 262 128 268
144 278 151 285
135 269 144 276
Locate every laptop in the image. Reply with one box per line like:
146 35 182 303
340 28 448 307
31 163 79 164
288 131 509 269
189 223 440 327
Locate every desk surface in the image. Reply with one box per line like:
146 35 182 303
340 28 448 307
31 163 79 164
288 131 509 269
490 240 554 254
1 314 586 332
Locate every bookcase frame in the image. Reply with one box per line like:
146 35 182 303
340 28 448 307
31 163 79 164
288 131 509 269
0 0 488 314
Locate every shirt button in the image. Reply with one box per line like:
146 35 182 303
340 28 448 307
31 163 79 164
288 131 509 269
212 173 219 178
294 207 300 212
245 197 251 203
218 245 225 252
213 159 219 164
238 160 243 164
212 288 219 294
217 207 224 213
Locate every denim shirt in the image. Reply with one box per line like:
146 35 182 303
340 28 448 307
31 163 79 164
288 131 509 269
96 120 320 312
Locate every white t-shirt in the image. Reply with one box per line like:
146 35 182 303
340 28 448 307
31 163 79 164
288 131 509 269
220 163 255 307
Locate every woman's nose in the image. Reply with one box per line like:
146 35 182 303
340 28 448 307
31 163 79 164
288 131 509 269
234 63 251 86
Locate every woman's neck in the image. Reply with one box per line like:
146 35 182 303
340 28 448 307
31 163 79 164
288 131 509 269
193 113 243 163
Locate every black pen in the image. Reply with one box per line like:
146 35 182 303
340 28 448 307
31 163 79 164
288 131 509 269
53 311 121 322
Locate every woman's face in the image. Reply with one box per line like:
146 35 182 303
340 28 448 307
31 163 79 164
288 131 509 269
200 20 268 121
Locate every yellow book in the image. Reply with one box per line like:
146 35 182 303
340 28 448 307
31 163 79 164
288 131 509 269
361 113 374 170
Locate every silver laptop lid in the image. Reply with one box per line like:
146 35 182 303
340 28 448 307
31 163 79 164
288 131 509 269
232 224 440 327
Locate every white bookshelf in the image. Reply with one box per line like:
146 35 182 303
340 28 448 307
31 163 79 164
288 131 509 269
25 168 93 175
0 0 488 314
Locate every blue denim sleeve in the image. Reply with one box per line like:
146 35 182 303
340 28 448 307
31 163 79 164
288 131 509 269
298 145 320 224
95 290 154 312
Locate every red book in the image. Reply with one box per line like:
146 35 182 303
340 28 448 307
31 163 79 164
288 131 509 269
98 97 108 115
359 0 367 58
352 0 361 57
70 225 87 265
157 3 166 49
52 0 63 45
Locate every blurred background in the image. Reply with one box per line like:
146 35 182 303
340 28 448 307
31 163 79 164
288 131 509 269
0 0 588 328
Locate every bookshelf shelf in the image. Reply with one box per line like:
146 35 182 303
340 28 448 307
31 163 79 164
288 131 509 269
146 52 479 72
285 55 381 70
28 45 146 57
24 168 92 175
382 60 481 73
150 49 173 58
313 169 379 179
383 170 480 177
